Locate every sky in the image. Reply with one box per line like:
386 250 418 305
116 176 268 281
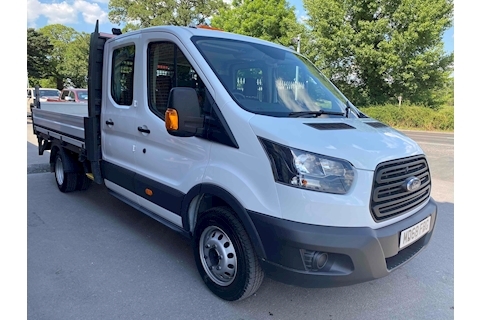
26 0 454 54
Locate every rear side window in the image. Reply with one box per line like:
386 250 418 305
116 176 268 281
111 45 135 106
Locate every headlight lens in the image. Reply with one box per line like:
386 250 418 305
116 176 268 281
259 137 355 194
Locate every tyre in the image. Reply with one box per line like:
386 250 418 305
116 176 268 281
76 170 92 191
54 151 78 193
193 207 264 301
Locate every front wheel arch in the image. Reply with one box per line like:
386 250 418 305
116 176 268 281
181 183 267 261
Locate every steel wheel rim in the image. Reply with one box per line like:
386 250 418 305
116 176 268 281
55 156 64 185
199 225 238 286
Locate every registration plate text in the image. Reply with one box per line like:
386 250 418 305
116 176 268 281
399 216 431 249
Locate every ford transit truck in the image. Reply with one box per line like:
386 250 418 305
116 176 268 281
31 22 437 301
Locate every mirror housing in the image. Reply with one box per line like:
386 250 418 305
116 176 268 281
165 87 204 137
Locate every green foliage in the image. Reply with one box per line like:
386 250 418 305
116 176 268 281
28 77 57 89
27 28 54 79
37 24 89 88
359 105 454 131
303 0 454 108
108 0 227 30
211 0 305 48
60 33 90 88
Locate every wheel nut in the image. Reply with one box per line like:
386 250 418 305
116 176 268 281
217 266 221 270
205 244 211 248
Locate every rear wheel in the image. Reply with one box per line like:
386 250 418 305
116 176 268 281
193 207 264 301
75 168 92 191
54 151 77 193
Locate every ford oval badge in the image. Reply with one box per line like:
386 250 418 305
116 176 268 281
405 177 421 192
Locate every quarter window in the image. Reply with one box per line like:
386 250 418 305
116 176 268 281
111 45 135 106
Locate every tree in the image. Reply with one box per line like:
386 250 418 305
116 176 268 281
60 33 90 88
303 0 454 107
211 0 305 48
27 28 54 79
108 0 227 30
38 24 90 89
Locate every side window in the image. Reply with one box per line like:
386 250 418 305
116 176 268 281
69 91 75 99
148 42 207 117
111 45 135 106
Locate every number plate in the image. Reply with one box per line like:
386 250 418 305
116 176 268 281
399 216 431 249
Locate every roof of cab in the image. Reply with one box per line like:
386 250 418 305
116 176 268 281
106 25 294 53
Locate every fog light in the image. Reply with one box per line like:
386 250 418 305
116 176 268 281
303 250 329 271
313 252 328 270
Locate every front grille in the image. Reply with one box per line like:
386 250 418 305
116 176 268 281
370 155 431 221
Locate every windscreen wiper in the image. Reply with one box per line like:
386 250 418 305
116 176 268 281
289 110 345 118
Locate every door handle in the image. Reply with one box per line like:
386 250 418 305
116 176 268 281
105 120 114 126
137 126 151 134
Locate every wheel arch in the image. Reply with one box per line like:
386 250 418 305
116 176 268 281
49 141 81 173
181 183 267 260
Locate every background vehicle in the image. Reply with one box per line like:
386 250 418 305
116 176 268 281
45 88 88 103
59 88 88 102
31 23 437 301
27 87 60 117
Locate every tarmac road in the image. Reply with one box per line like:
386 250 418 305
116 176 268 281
26 121 454 320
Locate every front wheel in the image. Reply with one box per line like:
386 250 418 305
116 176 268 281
193 207 264 301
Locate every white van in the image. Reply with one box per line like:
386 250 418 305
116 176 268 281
32 24 437 301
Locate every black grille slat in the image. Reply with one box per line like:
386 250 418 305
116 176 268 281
373 188 430 217
374 171 430 201
376 159 428 184
374 186 429 213
370 155 431 221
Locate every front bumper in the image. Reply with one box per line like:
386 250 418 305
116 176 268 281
248 198 437 288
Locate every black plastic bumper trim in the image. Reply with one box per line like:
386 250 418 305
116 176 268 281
248 198 437 288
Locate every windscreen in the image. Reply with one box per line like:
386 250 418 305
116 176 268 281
192 36 349 117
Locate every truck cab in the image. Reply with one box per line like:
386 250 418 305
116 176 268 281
32 23 437 301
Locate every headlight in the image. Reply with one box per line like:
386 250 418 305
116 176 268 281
259 137 355 194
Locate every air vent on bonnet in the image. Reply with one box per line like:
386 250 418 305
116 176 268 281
365 122 388 128
305 123 355 130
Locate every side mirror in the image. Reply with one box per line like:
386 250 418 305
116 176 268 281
165 87 203 137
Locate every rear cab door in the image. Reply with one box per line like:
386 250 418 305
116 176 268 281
100 34 140 204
